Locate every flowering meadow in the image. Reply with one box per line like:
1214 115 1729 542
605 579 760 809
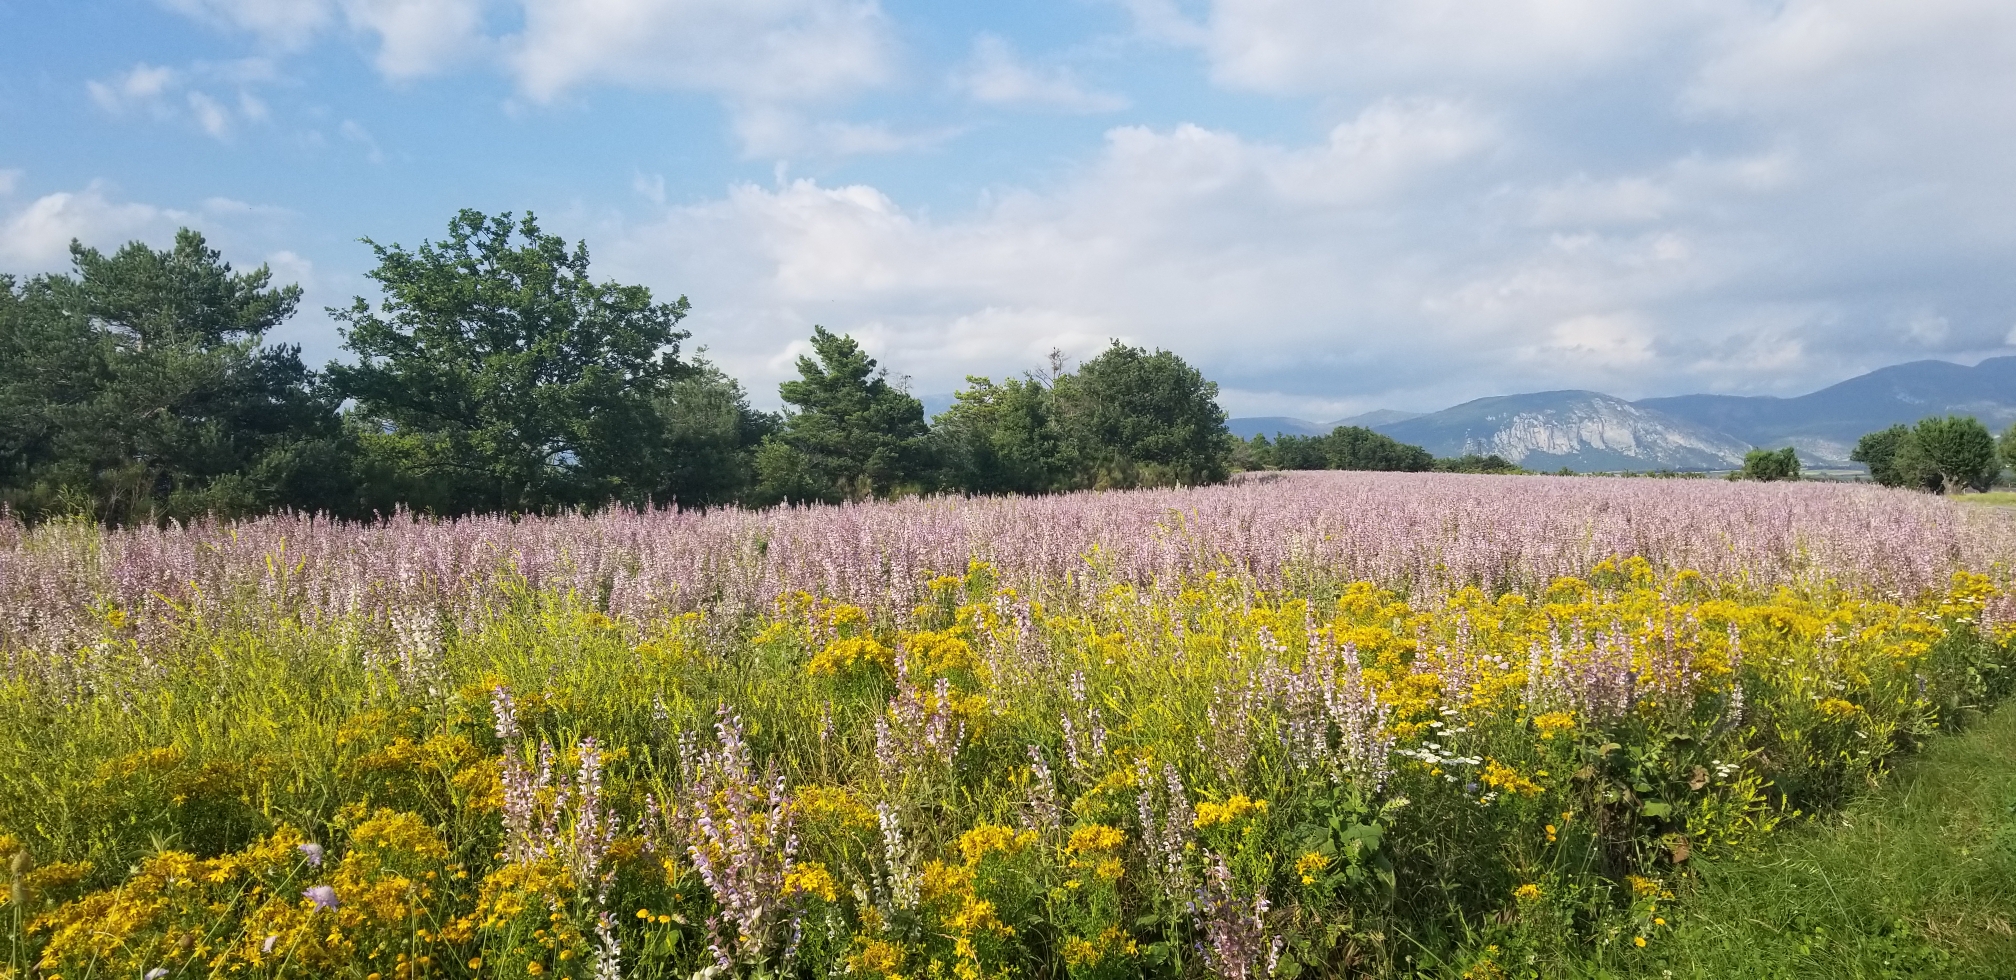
3 472 2014 979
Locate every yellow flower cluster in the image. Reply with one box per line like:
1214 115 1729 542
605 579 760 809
1193 795 1269 829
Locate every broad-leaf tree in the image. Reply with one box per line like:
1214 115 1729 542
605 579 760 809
1051 342 1230 487
330 210 692 514
1741 447 1801 482
1909 415 1999 493
931 375 1065 495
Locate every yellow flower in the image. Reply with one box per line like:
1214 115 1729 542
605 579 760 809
1513 883 1543 901
1193 795 1269 829
1067 825 1126 854
1532 711 1576 739
1481 760 1545 797
782 863 840 903
1634 936 1647 948
1294 851 1330 885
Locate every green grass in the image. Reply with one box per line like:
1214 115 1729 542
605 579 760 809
1615 701 2016 979
1955 491 2016 507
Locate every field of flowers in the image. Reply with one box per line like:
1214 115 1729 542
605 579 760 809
3 472 2014 979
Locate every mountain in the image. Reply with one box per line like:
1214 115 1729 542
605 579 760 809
1374 391 1752 472
1226 409 1423 440
1337 409 1423 428
1636 357 2016 465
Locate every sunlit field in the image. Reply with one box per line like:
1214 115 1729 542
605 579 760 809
4 472 2013 979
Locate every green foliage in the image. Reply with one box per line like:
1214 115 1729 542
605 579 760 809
1857 418 2002 494
1241 427 1435 473
1909 415 2000 494
1853 424 1922 488
329 210 697 514
646 359 778 507
5 217 1246 519
0 231 348 523
1433 454 1525 475
755 326 931 503
1740 447 1801 482
930 373 1065 495
1609 700 2016 980
1049 342 1231 488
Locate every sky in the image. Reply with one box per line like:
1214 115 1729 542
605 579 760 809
4 0 2016 419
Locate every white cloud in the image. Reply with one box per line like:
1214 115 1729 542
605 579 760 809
87 62 271 140
954 35 1127 113
87 63 182 114
343 0 488 78
188 91 233 137
338 119 385 162
731 107 959 159
0 170 23 197
160 0 337 48
161 0 485 77
154 1 900 156
1131 0 1732 94
506 0 893 105
0 184 177 269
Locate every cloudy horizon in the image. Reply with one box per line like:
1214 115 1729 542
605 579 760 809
5 0 2015 417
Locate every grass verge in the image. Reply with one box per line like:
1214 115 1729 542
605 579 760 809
1614 701 2016 979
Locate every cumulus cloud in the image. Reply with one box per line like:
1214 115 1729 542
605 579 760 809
953 35 1126 113
0 183 178 269
160 0 486 77
505 0 893 105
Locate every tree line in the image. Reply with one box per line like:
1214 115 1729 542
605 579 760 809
1 210 1445 524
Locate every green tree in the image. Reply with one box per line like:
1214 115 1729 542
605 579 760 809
931 375 1065 495
1852 425 1917 488
1 231 345 523
1051 342 1230 487
329 210 692 514
1909 415 1999 493
1434 454 1523 475
1262 427 1434 472
1741 446 1801 482
755 326 930 503
646 359 777 507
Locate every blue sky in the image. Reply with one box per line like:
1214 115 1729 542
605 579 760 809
5 0 2016 418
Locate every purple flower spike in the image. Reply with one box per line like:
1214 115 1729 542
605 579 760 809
303 885 339 911
297 842 324 867
145 970 169 980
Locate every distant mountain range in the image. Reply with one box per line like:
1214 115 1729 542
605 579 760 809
1230 357 2016 473
1227 409 1421 439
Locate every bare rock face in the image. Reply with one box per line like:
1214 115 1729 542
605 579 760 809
1376 391 1751 472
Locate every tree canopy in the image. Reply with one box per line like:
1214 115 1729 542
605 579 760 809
1741 447 1801 482
1 231 344 523
755 326 931 503
329 210 699 514
1050 342 1230 487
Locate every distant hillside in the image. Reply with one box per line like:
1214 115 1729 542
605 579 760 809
1374 391 1751 472
1637 357 2016 465
1226 409 1422 440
